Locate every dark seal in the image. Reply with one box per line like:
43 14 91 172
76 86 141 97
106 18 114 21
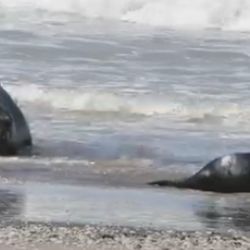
0 85 32 155
149 153 250 193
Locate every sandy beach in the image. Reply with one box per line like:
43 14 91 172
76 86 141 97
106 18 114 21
0 223 248 250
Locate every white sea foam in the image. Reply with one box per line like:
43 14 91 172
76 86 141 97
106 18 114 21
0 0 250 31
4 83 250 126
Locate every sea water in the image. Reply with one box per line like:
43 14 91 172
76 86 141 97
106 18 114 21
0 0 250 230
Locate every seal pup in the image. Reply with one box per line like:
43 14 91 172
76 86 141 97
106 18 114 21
0 85 32 155
149 153 250 193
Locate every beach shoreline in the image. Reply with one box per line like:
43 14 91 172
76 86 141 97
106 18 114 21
0 222 249 250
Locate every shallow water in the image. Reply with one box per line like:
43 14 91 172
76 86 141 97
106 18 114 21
1 0 250 232
1 182 250 232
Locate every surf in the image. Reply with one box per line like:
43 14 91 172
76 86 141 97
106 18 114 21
1 0 250 31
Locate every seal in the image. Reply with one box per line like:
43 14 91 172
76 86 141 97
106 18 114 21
149 153 250 193
0 85 32 155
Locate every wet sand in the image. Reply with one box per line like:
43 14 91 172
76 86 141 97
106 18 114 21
0 183 249 250
0 223 249 250
1 158 250 249
0 156 191 187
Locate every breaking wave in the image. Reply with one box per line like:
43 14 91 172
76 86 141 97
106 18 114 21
0 0 250 31
4 83 250 125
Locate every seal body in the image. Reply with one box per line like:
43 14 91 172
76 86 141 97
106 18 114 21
0 85 32 155
149 153 250 193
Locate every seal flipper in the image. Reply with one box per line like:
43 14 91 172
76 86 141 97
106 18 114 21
148 172 213 190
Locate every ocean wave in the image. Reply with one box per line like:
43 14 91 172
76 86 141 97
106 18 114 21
4 83 250 124
0 0 250 31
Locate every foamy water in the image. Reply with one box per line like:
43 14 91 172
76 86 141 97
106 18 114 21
1 0 250 31
0 0 250 177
